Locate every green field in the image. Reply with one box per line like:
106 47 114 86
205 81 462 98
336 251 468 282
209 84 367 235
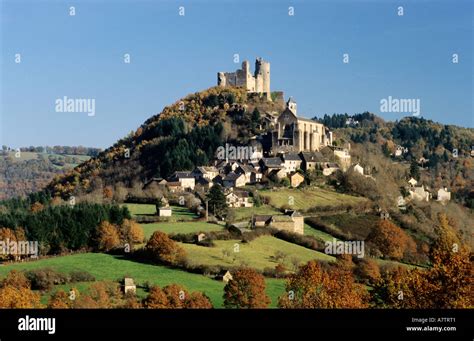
0 253 286 307
122 203 157 216
180 235 335 271
304 224 338 242
141 221 224 238
260 188 366 211
230 205 281 222
122 204 198 220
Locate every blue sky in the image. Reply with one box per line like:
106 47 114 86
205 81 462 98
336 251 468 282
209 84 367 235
1 0 472 149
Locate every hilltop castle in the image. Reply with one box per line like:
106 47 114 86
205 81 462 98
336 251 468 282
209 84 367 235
217 57 334 153
218 58 271 100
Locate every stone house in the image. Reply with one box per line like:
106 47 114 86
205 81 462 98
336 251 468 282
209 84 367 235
222 172 246 188
268 168 287 181
196 177 213 190
225 190 253 208
158 206 172 217
288 172 305 188
192 166 219 181
259 157 284 173
333 146 351 171
168 171 195 190
251 210 304 235
123 278 136 295
216 270 233 283
299 151 327 172
353 163 364 175
437 188 451 203
235 164 255 184
322 162 340 176
196 233 207 242
409 185 431 202
281 153 302 173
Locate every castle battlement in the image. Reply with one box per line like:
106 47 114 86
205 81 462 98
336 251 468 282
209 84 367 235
218 58 271 100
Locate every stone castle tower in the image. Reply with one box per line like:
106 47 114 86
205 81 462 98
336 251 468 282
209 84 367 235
218 58 271 100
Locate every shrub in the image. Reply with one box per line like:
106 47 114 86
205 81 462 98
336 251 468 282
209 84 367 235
69 271 96 283
25 268 69 291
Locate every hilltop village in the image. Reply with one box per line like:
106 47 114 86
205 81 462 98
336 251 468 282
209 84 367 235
141 58 452 235
0 57 470 311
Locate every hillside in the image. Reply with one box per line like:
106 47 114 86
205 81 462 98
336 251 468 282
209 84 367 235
46 87 283 199
39 89 473 238
0 147 99 200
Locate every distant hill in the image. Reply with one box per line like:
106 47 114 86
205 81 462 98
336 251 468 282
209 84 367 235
0 146 99 200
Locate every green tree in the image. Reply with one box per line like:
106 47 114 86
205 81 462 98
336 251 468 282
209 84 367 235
409 160 420 181
206 185 227 217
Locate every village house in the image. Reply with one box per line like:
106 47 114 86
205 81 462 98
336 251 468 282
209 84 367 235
222 172 246 188
143 177 167 190
332 146 351 171
166 181 182 193
417 157 430 168
196 177 213 190
216 270 233 283
158 206 172 217
397 195 407 210
288 172 305 188
322 162 340 176
123 278 136 295
345 117 359 126
353 163 364 175
196 233 207 242
281 153 303 173
268 168 287 181
168 171 195 190
408 178 418 187
192 166 219 181
259 157 284 173
235 164 255 184
409 185 431 202
251 210 304 235
225 190 253 208
250 169 263 183
437 187 451 203
394 145 408 157
299 151 327 172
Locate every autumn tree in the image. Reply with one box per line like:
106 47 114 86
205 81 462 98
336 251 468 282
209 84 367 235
96 221 121 251
366 219 416 261
371 213 472 308
143 284 212 309
48 290 73 309
163 284 188 308
0 271 42 308
74 281 121 308
278 260 368 308
185 292 213 309
0 286 43 308
143 286 170 308
145 231 186 265
120 219 144 245
354 258 381 285
30 202 44 213
223 268 270 308
1 270 30 289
